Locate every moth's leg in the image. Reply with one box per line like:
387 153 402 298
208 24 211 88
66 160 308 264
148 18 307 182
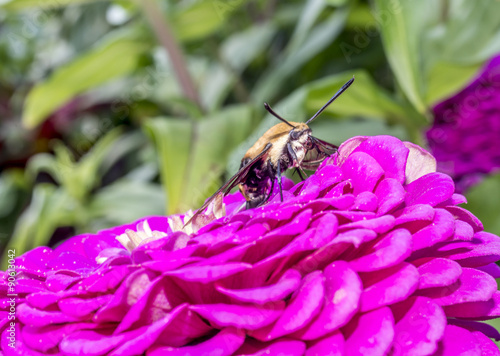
297 165 309 179
287 142 299 167
295 168 306 181
260 177 275 206
277 160 283 202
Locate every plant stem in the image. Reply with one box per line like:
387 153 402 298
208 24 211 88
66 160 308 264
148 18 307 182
141 0 203 112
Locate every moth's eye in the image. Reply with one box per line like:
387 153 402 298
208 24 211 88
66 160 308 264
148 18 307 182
290 130 300 140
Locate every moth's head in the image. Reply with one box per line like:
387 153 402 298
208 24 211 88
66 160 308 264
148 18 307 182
289 123 311 145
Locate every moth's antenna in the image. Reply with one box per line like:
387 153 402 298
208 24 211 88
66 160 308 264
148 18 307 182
264 103 296 128
305 76 354 125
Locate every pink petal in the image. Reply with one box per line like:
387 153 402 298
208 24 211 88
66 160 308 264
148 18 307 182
164 263 251 282
416 258 462 289
412 208 455 250
142 257 203 273
471 331 500 356
12 278 46 294
26 291 63 309
403 141 436 184
190 301 285 330
294 261 361 340
236 338 306 356
452 220 474 241
440 232 500 267
416 267 497 306
352 191 378 212
343 307 395 356
46 251 95 270
207 224 268 255
17 302 87 327
375 178 406 216
261 214 338 263
336 136 368 166
448 319 500 340
94 269 157 323
439 193 467 206
333 211 376 224
2 323 57 356
390 297 446 355
85 265 136 293
349 229 412 272
22 322 99 353
156 305 214 347
477 263 500 278
393 204 435 227
108 305 190 356
216 269 301 304
148 327 245 356
337 215 396 234
354 135 409 184
434 325 481 356
15 246 54 271
324 181 353 199
445 206 483 232
115 276 189 333
360 263 419 312
340 152 384 195
295 229 376 275
264 209 313 239
251 271 325 341
60 327 145 356
193 221 244 245
305 331 344 356
405 172 455 207
303 196 355 213
442 291 500 318
58 295 113 318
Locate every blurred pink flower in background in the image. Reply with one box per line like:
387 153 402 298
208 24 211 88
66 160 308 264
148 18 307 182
427 55 500 193
1 135 500 355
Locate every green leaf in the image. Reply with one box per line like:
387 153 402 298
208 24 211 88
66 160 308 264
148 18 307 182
286 0 329 54
144 105 253 213
325 0 350 6
374 0 500 111
201 23 277 111
465 173 500 236
372 0 429 114
221 23 277 73
306 70 410 121
0 170 27 217
26 128 123 201
310 117 408 144
1 185 80 268
88 179 165 230
0 0 99 10
425 61 482 105
485 319 500 348
171 0 246 42
253 6 350 104
23 35 150 128
424 1 500 65
143 119 192 214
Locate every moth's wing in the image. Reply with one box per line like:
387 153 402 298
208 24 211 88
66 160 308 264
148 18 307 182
311 136 338 152
301 136 338 170
185 143 272 226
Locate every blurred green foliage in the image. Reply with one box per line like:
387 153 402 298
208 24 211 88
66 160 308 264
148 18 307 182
1 0 500 269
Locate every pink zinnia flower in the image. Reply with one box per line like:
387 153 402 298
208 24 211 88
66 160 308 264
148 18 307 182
426 54 500 193
2 135 500 355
